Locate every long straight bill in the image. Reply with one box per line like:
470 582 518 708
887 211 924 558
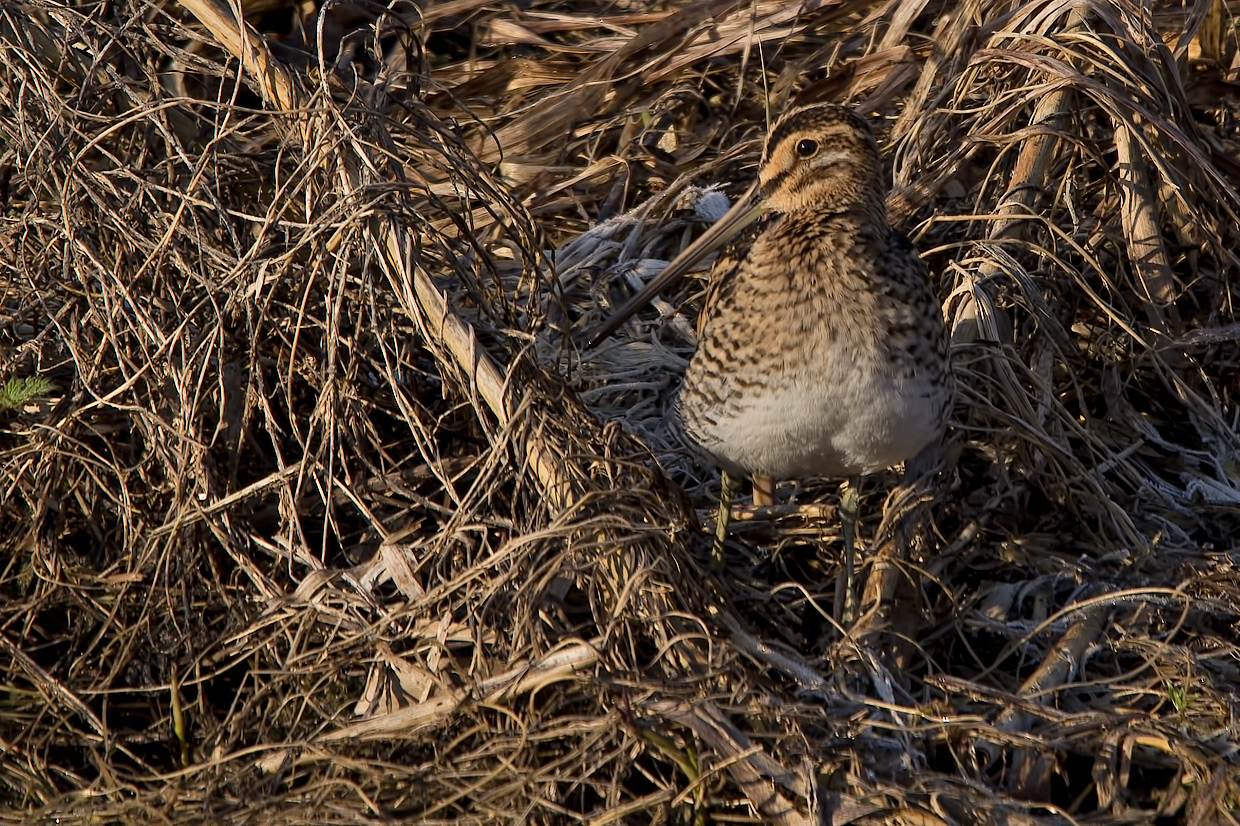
588 180 765 348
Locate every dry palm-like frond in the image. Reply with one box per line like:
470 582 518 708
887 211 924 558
1 0 1239 824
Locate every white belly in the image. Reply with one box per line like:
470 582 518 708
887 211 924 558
681 365 946 479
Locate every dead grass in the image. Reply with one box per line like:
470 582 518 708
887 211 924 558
1 0 1239 822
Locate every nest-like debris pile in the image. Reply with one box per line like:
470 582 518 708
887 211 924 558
1 0 1238 823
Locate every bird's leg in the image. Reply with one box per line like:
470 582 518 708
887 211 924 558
710 469 735 567
752 473 775 507
835 478 860 626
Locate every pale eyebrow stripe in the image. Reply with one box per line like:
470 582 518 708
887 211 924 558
765 122 854 159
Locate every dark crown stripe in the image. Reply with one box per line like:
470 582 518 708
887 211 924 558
764 105 859 154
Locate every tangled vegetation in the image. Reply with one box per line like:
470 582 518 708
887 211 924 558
1 0 1238 822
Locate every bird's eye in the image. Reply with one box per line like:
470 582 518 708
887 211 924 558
795 138 819 158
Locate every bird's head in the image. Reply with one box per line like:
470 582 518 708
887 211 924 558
758 103 884 215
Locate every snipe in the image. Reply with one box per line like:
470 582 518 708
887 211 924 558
592 102 953 622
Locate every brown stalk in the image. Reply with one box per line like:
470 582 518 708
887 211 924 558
1113 117 1183 335
179 0 574 508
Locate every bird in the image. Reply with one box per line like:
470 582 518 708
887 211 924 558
590 101 953 623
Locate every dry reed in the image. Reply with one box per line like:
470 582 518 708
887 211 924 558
1 0 1238 823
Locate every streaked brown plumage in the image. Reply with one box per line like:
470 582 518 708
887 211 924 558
592 102 952 604
676 103 952 489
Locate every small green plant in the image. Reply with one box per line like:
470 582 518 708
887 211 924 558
0 376 53 412
1166 680 1194 715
